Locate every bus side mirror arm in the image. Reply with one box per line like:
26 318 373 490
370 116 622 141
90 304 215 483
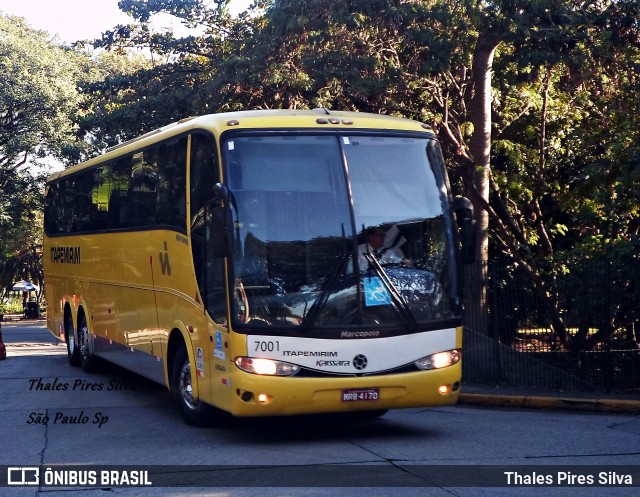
451 197 476 265
208 183 234 258
214 183 230 206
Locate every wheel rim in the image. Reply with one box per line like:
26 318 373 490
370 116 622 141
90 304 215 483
179 361 198 411
79 320 88 360
67 320 75 355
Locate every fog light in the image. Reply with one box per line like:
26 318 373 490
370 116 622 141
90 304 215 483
237 390 272 404
438 385 451 395
257 393 271 403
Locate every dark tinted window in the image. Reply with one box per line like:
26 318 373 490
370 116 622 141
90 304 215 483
73 168 95 232
189 132 225 324
44 182 62 234
130 151 158 227
89 166 110 231
157 138 187 228
45 136 188 234
60 177 75 233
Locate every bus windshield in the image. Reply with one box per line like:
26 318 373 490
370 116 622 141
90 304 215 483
224 134 454 334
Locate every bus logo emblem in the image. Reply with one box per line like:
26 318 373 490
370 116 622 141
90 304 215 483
7 467 39 485
159 241 172 275
353 354 368 371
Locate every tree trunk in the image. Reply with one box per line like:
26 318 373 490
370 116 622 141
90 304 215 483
468 32 500 264
463 32 501 335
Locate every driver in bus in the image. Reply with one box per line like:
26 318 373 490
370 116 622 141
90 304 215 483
356 226 411 271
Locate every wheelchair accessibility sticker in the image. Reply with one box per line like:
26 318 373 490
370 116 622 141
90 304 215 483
214 331 225 360
363 276 391 306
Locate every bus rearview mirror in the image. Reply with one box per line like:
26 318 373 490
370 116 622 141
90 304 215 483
209 205 233 258
451 197 476 265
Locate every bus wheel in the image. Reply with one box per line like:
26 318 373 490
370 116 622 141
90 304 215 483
78 314 96 373
65 316 81 367
171 344 219 427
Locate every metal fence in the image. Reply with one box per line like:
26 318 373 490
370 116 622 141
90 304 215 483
462 258 640 393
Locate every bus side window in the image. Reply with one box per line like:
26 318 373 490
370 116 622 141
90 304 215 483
156 137 187 230
130 152 158 227
190 133 226 325
108 157 132 229
44 181 63 234
89 166 110 231
57 177 75 234
73 169 94 232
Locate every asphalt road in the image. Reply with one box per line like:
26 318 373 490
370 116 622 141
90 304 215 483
1 320 639 497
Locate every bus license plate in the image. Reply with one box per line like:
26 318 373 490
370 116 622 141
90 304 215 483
342 389 380 402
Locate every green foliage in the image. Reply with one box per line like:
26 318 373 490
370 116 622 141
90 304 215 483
0 18 62 292
0 16 91 166
0 15 95 296
490 0 640 261
81 0 268 144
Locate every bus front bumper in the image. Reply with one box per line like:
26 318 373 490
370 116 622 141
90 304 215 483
225 362 462 417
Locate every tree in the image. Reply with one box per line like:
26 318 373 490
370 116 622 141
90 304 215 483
0 15 90 294
0 16 87 176
80 0 268 145
474 0 640 349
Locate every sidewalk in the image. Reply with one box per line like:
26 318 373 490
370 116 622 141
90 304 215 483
459 383 640 413
0 312 43 323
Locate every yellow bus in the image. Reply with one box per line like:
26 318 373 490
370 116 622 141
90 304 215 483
44 110 475 425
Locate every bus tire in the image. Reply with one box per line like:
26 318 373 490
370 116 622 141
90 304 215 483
65 315 81 367
78 313 97 373
171 343 219 427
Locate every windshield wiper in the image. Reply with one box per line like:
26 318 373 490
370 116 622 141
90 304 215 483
363 253 418 330
301 250 351 331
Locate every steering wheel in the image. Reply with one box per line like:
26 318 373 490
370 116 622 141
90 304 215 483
234 279 250 323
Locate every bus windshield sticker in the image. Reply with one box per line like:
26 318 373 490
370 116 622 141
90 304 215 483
342 137 350 145
228 141 234 150
363 276 392 307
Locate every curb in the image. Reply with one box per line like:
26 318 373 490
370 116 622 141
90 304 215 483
458 393 640 413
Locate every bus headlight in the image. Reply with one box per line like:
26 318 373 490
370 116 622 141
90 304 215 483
414 349 461 371
235 357 300 376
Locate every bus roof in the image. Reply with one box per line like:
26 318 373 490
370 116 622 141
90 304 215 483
48 109 434 181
